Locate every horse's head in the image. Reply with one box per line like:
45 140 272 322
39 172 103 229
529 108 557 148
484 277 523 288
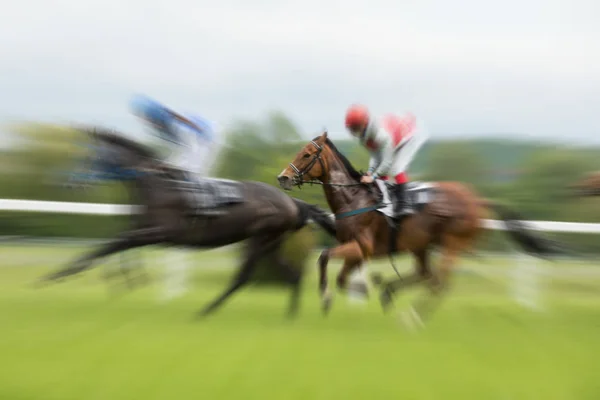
277 131 330 190
571 172 600 197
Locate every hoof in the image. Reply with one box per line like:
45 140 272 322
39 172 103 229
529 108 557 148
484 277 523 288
195 310 210 320
321 292 333 315
370 272 384 286
32 278 50 289
285 309 299 320
347 281 369 303
195 305 216 319
379 288 393 312
137 274 151 286
35 273 62 288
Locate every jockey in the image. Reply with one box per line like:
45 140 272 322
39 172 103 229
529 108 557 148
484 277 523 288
130 94 218 179
344 104 429 221
130 94 220 213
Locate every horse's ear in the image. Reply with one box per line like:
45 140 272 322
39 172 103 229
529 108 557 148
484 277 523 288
321 130 328 141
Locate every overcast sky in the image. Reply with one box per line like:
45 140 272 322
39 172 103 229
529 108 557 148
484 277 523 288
1 0 598 145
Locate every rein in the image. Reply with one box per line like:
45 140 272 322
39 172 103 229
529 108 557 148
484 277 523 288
289 139 385 217
289 140 367 188
296 179 385 219
300 180 364 188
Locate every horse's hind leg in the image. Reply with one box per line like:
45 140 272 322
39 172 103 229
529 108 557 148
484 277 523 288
117 250 150 289
380 249 431 312
101 253 130 296
250 241 302 318
197 234 282 318
404 237 467 329
121 250 150 287
272 253 302 319
101 250 148 297
197 252 258 317
114 251 136 290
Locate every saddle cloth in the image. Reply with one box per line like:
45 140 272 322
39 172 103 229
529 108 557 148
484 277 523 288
374 180 436 218
177 176 245 210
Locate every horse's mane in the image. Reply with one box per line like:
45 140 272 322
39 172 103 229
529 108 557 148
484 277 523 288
87 127 157 160
315 137 363 181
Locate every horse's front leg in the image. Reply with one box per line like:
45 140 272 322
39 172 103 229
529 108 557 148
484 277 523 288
337 260 368 299
317 249 331 314
318 240 366 314
37 227 166 286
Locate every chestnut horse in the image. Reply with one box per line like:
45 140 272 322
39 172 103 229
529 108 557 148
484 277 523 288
277 131 571 324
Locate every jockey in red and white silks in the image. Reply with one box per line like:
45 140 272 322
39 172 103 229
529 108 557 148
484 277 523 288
344 104 430 219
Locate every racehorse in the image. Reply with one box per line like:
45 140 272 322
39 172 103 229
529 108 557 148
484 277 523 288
277 131 571 324
38 126 337 318
571 172 600 196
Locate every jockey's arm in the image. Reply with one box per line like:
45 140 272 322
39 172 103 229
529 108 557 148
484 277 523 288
371 133 395 179
367 153 381 175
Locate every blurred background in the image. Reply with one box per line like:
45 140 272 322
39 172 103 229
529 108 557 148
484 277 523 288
1 0 599 399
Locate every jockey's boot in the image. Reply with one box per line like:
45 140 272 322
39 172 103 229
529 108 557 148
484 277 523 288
391 183 414 222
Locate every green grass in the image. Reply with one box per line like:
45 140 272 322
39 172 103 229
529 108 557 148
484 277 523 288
1 244 600 400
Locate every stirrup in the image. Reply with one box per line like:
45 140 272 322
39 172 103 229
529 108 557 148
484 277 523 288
392 207 413 221
402 207 415 215
195 208 226 217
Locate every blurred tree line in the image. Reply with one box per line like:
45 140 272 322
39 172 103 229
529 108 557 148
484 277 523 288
3 113 600 253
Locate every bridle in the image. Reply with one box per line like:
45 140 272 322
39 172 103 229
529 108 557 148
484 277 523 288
288 140 326 187
288 138 364 188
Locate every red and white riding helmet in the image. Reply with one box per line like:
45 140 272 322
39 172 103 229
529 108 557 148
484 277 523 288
344 104 370 134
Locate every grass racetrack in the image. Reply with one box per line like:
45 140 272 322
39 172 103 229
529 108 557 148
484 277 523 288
1 242 599 400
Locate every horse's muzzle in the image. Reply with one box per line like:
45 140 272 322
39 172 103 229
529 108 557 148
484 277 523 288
277 174 293 191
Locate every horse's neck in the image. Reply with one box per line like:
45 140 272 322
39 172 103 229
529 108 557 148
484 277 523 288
323 158 375 215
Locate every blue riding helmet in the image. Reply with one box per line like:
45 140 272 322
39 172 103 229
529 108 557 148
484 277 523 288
130 94 170 126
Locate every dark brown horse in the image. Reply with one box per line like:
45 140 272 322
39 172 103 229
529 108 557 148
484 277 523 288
277 131 570 325
38 126 338 318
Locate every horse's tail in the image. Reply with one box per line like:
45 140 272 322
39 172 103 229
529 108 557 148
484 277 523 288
481 200 576 259
292 198 337 238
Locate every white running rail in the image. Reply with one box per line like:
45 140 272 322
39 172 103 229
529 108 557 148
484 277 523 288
3 198 600 232
2 198 598 308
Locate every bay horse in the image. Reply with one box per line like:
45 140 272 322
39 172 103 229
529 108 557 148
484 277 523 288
277 131 571 324
38 126 337 318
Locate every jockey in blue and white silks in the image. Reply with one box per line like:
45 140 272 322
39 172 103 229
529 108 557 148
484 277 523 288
130 94 219 181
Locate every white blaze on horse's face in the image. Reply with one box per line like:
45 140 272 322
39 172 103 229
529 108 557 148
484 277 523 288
277 166 293 190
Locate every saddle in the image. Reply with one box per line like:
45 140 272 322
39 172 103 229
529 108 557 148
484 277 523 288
373 180 437 218
169 172 245 216
372 179 439 255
